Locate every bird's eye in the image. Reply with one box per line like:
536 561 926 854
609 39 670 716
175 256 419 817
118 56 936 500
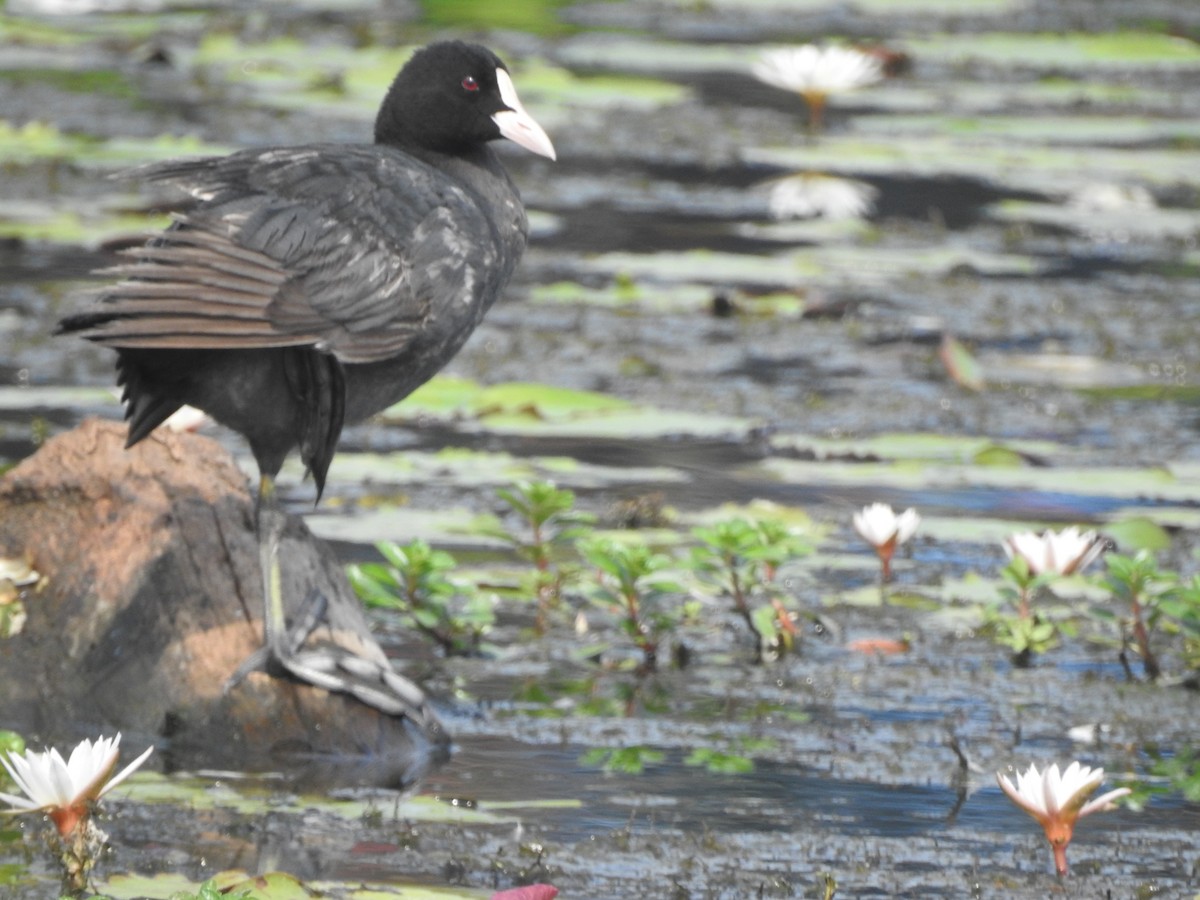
461 76 479 92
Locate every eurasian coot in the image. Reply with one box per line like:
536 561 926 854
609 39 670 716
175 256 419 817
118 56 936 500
57 41 555 721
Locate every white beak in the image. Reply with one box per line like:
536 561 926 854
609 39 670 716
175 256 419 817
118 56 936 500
492 68 556 161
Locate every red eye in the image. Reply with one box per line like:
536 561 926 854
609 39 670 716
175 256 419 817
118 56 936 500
461 76 479 92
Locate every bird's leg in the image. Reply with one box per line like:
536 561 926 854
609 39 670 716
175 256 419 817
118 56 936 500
256 472 290 659
224 474 443 737
227 472 321 685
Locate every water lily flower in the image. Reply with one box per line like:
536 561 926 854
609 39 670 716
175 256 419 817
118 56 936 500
0 734 153 837
997 761 1130 876
853 503 920 581
1003 527 1107 577
768 173 877 221
752 45 883 130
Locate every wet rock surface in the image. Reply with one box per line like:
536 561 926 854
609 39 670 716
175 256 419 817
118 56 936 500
0 419 443 773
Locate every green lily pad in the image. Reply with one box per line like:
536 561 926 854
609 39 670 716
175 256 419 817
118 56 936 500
98 871 200 900
745 134 1200 194
119 772 513 825
578 244 1046 290
858 112 1200 146
0 119 228 169
902 31 1200 69
0 67 138 100
0 385 119 410
420 0 576 35
396 377 631 420
0 14 88 46
514 60 690 110
307 505 503 547
675 0 1020 10
212 871 318 900
771 431 1063 465
1101 505 1200 531
385 377 757 440
1101 516 1172 552
529 279 717 312
0 199 170 247
750 457 1200 504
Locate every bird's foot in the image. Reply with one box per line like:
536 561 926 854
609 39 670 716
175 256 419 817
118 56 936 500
224 589 444 738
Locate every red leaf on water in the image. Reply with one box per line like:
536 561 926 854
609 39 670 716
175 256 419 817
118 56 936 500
490 885 559 900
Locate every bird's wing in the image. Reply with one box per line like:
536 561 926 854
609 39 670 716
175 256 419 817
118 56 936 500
78 145 501 365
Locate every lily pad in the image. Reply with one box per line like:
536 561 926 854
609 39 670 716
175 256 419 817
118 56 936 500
384 377 758 440
0 119 228 169
98 871 200 900
749 456 1200 504
744 134 1200 194
988 200 1200 241
857 113 1200 146
669 0 1021 10
1100 516 1172 552
770 431 1063 465
0 199 169 247
575 244 1047 292
902 31 1200 69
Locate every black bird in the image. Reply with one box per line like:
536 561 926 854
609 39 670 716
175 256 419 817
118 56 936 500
57 41 555 721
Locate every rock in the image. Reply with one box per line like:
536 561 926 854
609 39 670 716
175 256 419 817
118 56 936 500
0 418 448 784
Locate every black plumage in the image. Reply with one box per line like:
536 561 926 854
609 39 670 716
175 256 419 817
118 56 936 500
57 41 555 718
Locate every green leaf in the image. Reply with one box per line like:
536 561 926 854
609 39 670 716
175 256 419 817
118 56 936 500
1103 516 1172 553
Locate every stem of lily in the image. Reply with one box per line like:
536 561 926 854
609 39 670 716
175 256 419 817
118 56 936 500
803 91 827 134
1052 842 1069 878
1017 587 1030 620
1130 593 1161 680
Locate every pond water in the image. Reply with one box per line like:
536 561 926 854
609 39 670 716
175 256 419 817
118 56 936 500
2 0 1200 897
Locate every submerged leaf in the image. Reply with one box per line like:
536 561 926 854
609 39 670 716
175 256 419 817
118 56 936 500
939 333 985 391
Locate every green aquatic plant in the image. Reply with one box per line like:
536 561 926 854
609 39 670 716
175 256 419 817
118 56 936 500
348 540 493 656
579 537 684 672
482 480 595 630
1097 551 1172 681
580 745 664 775
684 747 754 775
983 555 1063 664
1157 573 1200 673
986 527 1107 665
690 517 811 661
983 597 1061 664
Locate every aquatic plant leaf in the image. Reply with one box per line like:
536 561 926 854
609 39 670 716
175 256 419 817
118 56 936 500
971 445 1026 467
939 334 984 391
684 748 755 774
215 872 316 899
903 31 1200 68
1101 517 1171 553
99 871 200 899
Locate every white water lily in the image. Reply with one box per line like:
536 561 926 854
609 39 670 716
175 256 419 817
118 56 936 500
753 45 883 95
997 761 1130 876
853 503 920 581
1003 527 1106 577
854 502 920 548
768 173 877 221
752 45 883 130
0 734 153 837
